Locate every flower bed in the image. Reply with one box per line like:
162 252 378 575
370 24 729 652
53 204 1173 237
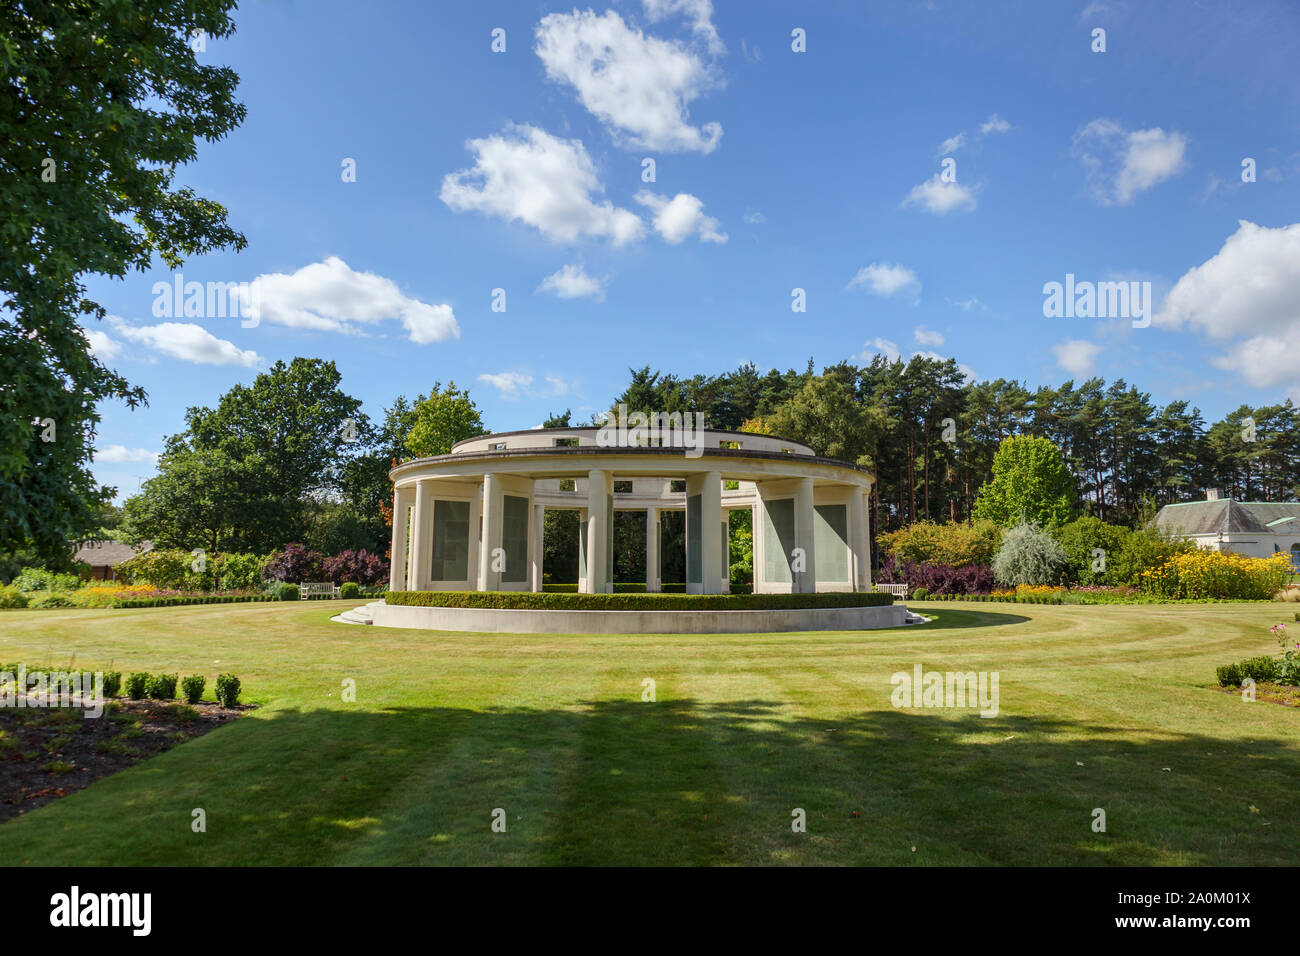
918 583 1277 605
875 555 994 596
1142 550 1292 601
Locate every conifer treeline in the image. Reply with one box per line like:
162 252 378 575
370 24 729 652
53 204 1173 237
607 356 1300 531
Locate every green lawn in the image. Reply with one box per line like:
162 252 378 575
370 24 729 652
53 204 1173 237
0 599 1296 865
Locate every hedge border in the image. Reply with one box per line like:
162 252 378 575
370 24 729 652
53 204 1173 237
384 590 892 612
915 593 1280 606
543 582 690 594
114 594 280 609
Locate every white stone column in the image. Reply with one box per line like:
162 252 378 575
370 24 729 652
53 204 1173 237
577 506 588 593
848 487 867 592
585 470 612 594
479 473 501 591
529 503 545 592
389 485 414 591
409 480 433 591
645 507 660 592
793 477 816 593
750 502 764 593
686 470 724 594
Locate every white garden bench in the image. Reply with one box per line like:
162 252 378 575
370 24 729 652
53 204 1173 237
874 583 908 599
300 582 341 599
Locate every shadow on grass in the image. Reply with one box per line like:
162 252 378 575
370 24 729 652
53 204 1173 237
6 693 1292 866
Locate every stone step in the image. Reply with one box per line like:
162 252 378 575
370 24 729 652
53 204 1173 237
332 605 375 625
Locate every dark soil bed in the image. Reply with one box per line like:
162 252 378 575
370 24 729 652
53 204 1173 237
1210 682 1300 708
0 698 253 822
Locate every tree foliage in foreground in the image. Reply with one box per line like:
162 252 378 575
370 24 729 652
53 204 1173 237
0 0 246 569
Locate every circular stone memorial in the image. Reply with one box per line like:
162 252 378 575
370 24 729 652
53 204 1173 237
363 416 907 633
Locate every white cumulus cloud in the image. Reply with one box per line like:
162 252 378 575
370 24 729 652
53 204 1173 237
635 190 727 243
83 327 122 361
980 113 1011 135
937 132 966 155
1073 119 1188 205
901 174 977 214
442 124 643 245
642 0 724 54
545 376 574 396
856 338 901 363
108 318 260 367
914 326 945 346
478 372 535 400
1155 220 1300 391
477 372 577 401
847 263 921 298
95 445 161 465
245 257 458 345
1052 339 1103 377
535 9 722 153
537 264 608 301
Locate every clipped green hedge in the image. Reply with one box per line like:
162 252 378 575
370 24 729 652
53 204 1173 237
115 594 278 609
543 582 689 594
384 590 892 611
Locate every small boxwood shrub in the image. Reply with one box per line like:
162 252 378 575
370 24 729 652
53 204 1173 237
277 583 300 601
912 587 930 600
215 673 241 707
147 672 178 700
1239 656 1279 682
0 585 29 609
384 590 892 611
1216 663 1242 686
340 582 362 599
101 671 122 697
125 672 150 699
180 675 206 704
1217 657 1281 686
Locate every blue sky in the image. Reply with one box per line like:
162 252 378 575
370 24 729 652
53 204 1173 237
85 0 1300 498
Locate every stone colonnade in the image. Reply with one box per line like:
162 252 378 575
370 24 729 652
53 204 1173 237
390 470 871 595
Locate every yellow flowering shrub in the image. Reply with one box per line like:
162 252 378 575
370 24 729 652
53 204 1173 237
71 583 166 607
1016 584 1065 597
1142 550 1292 600
876 519 1002 568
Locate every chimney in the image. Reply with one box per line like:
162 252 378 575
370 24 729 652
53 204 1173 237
1206 488 1220 501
